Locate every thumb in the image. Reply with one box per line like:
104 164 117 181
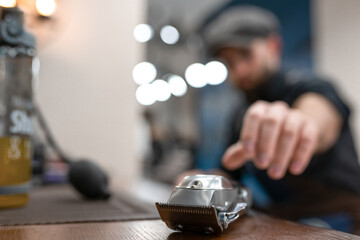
222 142 248 170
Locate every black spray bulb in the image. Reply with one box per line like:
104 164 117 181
68 160 111 200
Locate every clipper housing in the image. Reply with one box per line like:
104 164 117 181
156 175 250 234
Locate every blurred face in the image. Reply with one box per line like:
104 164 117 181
217 36 281 92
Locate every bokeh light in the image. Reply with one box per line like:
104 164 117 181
133 24 154 43
152 79 171 102
136 84 156 106
0 0 16 8
32 57 40 76
32 57 40 92
132 62 157 85
36 0 57 17
160 25 180 45
185 63 207 88
168 75 187 97
205 61 228 85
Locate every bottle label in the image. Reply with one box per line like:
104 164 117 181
0 55 33 194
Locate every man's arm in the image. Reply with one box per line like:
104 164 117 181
293 93 342 153
222 93 343 180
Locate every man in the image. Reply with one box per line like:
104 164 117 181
179 6 360 233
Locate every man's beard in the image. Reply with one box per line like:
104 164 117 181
242 66 276 102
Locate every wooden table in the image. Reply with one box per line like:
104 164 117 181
1 211 359 240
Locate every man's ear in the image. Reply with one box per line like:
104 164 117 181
267 34 282 59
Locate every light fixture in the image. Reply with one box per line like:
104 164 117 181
132 62 157 85
36 0 56 17
205 61 228 85
133 24 154 43
185 63 207 88
160 25 179 45
136 84 156 106
168 75 187 97
0 0 16 8
151 79 171 102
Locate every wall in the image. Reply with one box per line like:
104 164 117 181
314 0 360 146
35 0 144 191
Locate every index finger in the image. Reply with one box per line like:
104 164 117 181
241 101 269 154
222 142 248 170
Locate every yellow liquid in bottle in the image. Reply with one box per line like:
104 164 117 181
0 137 31 208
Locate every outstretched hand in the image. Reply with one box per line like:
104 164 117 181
222 100 320 180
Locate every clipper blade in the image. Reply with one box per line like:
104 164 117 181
155 202 223 234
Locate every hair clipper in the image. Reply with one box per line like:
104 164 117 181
156 174 251 234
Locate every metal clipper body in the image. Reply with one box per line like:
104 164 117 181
156 175 250 234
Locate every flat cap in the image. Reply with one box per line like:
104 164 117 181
203 6 281 56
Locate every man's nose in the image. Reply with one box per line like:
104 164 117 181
233 61 250 79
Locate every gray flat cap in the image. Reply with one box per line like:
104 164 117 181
203 6 281 56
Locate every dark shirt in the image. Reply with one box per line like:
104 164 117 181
226 70 360 207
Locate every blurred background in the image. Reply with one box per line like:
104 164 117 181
10 0 360 196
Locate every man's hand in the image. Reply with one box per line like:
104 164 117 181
222 100 321 180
